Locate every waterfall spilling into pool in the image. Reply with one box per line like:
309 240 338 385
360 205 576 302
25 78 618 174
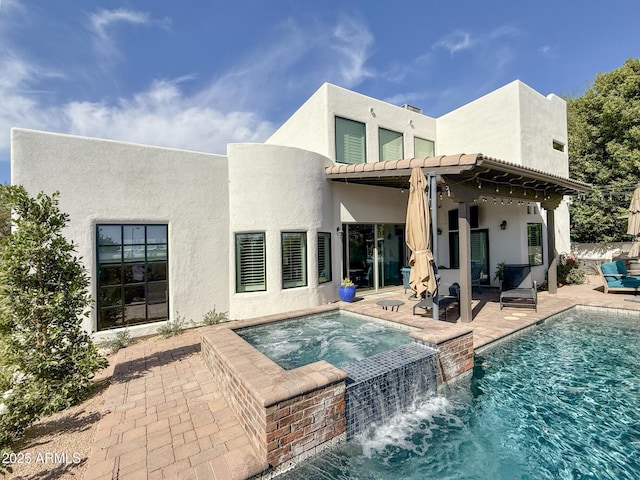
343 342 438 439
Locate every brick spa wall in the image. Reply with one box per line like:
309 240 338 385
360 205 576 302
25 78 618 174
410 327 474 384
200 312 347 468
201 307 473 470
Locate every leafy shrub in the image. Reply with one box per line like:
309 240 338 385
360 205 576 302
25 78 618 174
98 329 132 354
0 186 107 447
202 308 228 325
565 267 586 285
157 313 191 338
558 253 586 285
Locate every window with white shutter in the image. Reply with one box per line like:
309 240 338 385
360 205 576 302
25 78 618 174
282 232 307 289
235 233 266 292
336 117 366 164
317 233 331 283
414 137 435 158
379 128 403 161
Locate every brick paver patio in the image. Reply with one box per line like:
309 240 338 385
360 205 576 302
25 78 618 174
83 275 640 479
84 332 266 480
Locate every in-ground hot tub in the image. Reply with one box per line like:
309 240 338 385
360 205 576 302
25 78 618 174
235 310 417 370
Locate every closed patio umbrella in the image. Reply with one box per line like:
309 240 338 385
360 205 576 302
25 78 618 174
627 185 640 257
406 168 437 298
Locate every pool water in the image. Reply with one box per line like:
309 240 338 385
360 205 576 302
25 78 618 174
280 307 640 479
236 311 414 370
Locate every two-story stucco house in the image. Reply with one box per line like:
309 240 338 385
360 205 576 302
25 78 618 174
10 80 590 338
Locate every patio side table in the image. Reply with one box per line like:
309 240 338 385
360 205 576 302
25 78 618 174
376 299 405 312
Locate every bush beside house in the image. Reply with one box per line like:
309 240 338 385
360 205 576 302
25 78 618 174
0 186 107 461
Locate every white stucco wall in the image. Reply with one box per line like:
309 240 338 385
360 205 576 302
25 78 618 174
267 83 437 163
436 81 523 161
11 128 230 339
227 143 337 319
265 84 331 156
436 80 569 175
519 89 569 177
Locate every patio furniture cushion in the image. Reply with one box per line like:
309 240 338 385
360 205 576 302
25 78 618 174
600 260 625 279
605 277 640 289
597 260 640 294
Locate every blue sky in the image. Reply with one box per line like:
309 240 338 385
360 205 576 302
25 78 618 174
1 0 639 185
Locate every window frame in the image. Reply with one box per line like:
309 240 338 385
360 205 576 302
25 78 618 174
317 232 332 284
414 136 435 158
527 223 544 266
235 232 267 293
96 223 169 331
335 116 366 164
378 127 404 161
281 232 307 289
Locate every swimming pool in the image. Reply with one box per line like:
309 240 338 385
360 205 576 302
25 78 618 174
279 306 640 479
236 310 415 370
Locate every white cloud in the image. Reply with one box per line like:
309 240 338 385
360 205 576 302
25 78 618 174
89 9 170 60
433 30 473 55
90 9 151 38
62 78 275 154
538 44 558 58
0 52 66 148
0 52 275 156
331 16 374 87
0 11 375 164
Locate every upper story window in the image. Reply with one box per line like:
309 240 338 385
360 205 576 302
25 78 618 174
336 117 366 164
552 140 565 152
96 224 168 331
236 232 266 293
379 128 404 161
415 137 435 158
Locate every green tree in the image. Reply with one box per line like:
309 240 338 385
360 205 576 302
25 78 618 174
567 58 640 242
0 186 107 447
0 184 10 239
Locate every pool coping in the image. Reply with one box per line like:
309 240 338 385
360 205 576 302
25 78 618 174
474 303 640 355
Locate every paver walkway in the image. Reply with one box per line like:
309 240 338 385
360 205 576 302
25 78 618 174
83 274 640 479
84 331 265 480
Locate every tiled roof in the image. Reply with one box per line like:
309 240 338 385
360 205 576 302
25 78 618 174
325 154 479 175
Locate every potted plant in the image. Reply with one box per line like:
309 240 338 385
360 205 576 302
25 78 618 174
339 277 356 302
494 261 505 283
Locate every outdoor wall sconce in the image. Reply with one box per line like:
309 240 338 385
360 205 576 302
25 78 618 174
337 227 343 239
500 220 507 230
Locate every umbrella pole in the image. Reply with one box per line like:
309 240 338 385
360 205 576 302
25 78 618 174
428 172 439 320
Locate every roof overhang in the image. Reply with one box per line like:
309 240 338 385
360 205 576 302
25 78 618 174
325 153 592 208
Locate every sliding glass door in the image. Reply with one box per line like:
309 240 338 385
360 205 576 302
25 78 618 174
343 223 406 290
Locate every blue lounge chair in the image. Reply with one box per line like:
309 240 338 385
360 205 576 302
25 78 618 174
597 260 640 294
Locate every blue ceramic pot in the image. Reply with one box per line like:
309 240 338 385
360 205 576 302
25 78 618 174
339 285 356 302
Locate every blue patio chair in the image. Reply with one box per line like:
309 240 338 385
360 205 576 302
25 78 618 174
401 267 411 293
